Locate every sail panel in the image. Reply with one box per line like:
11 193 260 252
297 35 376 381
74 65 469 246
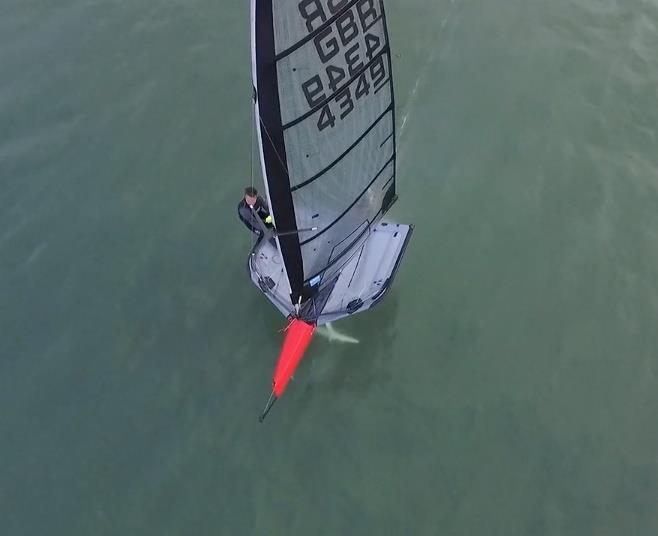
275 13 388 127
281 56 392 189
290 115 394 232
299 157 395 281
292 118 394 277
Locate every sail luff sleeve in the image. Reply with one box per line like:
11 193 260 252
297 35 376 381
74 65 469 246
253 0 305 303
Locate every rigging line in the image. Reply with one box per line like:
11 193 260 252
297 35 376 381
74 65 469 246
250 103 255 191
248 0 256 233
258 115 291 181
249 99 256 252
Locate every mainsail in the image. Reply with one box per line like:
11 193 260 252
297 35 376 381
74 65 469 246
252 0 399 306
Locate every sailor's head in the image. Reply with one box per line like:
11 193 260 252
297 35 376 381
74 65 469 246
244 186 258 207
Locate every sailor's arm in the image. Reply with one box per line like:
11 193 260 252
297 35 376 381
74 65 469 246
238 203 261 234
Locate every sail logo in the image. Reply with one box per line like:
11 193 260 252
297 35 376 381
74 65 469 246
297 0 389 132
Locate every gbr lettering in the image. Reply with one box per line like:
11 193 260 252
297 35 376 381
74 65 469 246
298 0 388 132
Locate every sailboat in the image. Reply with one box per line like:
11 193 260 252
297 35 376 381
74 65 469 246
249 0 413 420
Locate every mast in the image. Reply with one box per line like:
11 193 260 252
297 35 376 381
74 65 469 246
252 0 305 304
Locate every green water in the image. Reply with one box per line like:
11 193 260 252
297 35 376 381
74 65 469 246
2 0 658 534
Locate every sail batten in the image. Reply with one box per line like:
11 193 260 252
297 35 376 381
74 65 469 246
300 154 395 245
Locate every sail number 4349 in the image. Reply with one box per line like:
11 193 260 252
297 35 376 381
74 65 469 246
298 0 389 132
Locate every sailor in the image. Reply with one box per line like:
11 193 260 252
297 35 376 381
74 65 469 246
238 186 274 236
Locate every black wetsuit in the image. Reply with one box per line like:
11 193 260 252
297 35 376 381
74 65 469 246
237 196 272 235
